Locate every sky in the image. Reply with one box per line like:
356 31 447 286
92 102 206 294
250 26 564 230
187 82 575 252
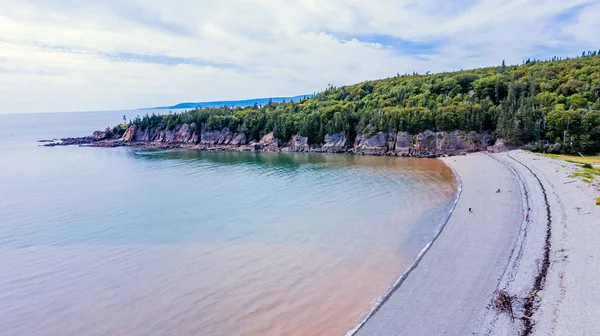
1 0 599 114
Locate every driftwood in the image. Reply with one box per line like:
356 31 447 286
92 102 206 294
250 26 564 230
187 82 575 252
492 289 515 322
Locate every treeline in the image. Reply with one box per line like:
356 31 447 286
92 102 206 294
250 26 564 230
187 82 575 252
125 51 600 154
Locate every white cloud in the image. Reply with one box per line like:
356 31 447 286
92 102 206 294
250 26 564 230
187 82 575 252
0 0 598 113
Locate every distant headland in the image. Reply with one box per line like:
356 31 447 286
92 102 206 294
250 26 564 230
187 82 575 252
139 95 312 110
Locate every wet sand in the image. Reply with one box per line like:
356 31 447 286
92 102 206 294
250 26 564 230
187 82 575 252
355 152 523 335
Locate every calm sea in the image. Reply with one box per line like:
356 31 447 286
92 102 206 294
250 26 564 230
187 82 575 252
0 111 457 335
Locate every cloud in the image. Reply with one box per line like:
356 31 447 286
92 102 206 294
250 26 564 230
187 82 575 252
0 0 599 113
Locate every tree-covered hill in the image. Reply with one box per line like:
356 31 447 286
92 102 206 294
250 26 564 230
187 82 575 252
125 51 600 154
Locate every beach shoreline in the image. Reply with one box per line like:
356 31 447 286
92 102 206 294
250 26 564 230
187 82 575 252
345 153 464 336
353 150 600 336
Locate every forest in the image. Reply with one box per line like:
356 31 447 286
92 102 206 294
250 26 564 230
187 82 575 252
124 51 600 154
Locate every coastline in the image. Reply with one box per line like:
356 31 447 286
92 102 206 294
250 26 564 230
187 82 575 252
354 152 523 335
39 126 493 159
37 131 600 335
352 150 600 336
345 160 463 336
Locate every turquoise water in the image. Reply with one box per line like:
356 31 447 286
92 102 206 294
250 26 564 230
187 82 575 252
0 111 457 335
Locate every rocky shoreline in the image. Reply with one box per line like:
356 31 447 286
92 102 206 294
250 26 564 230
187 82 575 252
40 124 500 157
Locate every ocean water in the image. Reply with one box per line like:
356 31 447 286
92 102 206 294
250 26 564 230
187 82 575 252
0 111 458 335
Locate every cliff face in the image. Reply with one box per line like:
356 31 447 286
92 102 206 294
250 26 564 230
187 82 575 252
45 124 492 157
350 130 490 156
320 133 347 153
129 124 199 144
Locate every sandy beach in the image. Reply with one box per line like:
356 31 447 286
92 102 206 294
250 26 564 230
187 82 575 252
354 150 600 336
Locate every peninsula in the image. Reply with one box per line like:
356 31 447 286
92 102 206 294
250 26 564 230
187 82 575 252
139 95 311 111
44 52 600 158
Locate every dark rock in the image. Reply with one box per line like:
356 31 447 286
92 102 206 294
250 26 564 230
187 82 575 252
92 131 108 141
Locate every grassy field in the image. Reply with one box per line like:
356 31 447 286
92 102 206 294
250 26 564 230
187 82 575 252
541 154 600 166
542 154 600 205
538 153 600 185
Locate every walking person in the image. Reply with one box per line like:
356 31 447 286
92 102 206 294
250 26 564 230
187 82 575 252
525 212 530 223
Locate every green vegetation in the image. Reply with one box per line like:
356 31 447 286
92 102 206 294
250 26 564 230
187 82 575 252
541 153 600 165
568 163 600 182
125 52 600 152
596 197 600 206
109 124 129 135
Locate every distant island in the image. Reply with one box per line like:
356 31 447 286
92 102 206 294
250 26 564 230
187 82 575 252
139 95 312 110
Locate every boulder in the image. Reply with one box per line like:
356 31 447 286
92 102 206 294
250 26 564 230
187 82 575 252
91 131 108 141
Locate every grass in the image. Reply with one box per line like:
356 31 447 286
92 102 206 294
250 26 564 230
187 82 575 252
541 153 600 183
540 154 600 206
541 153 600 166
568 165 600 181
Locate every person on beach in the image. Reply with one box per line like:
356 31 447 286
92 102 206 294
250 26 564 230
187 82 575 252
496 188 501 193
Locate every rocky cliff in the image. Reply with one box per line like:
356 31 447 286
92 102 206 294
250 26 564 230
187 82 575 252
42 124 493 157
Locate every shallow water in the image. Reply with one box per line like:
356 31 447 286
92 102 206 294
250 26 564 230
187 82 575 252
0 111 457 335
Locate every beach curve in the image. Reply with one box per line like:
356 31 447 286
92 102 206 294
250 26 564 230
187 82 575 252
345 153 464 336
353 152 524 335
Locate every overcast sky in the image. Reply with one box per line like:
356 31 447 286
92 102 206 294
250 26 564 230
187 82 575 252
1 0 599 114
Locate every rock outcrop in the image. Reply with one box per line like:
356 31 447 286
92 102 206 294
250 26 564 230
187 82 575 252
200 128 234 146
282 135 309 152
258 133 279 151
395 132 414 155
231 133 247 146
44 125 492 158
487 138 509 153
411 131 490 156
321 133 347 153
92 131 109 141
349 130 489 156
122 125 138 142
354 132 396 155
